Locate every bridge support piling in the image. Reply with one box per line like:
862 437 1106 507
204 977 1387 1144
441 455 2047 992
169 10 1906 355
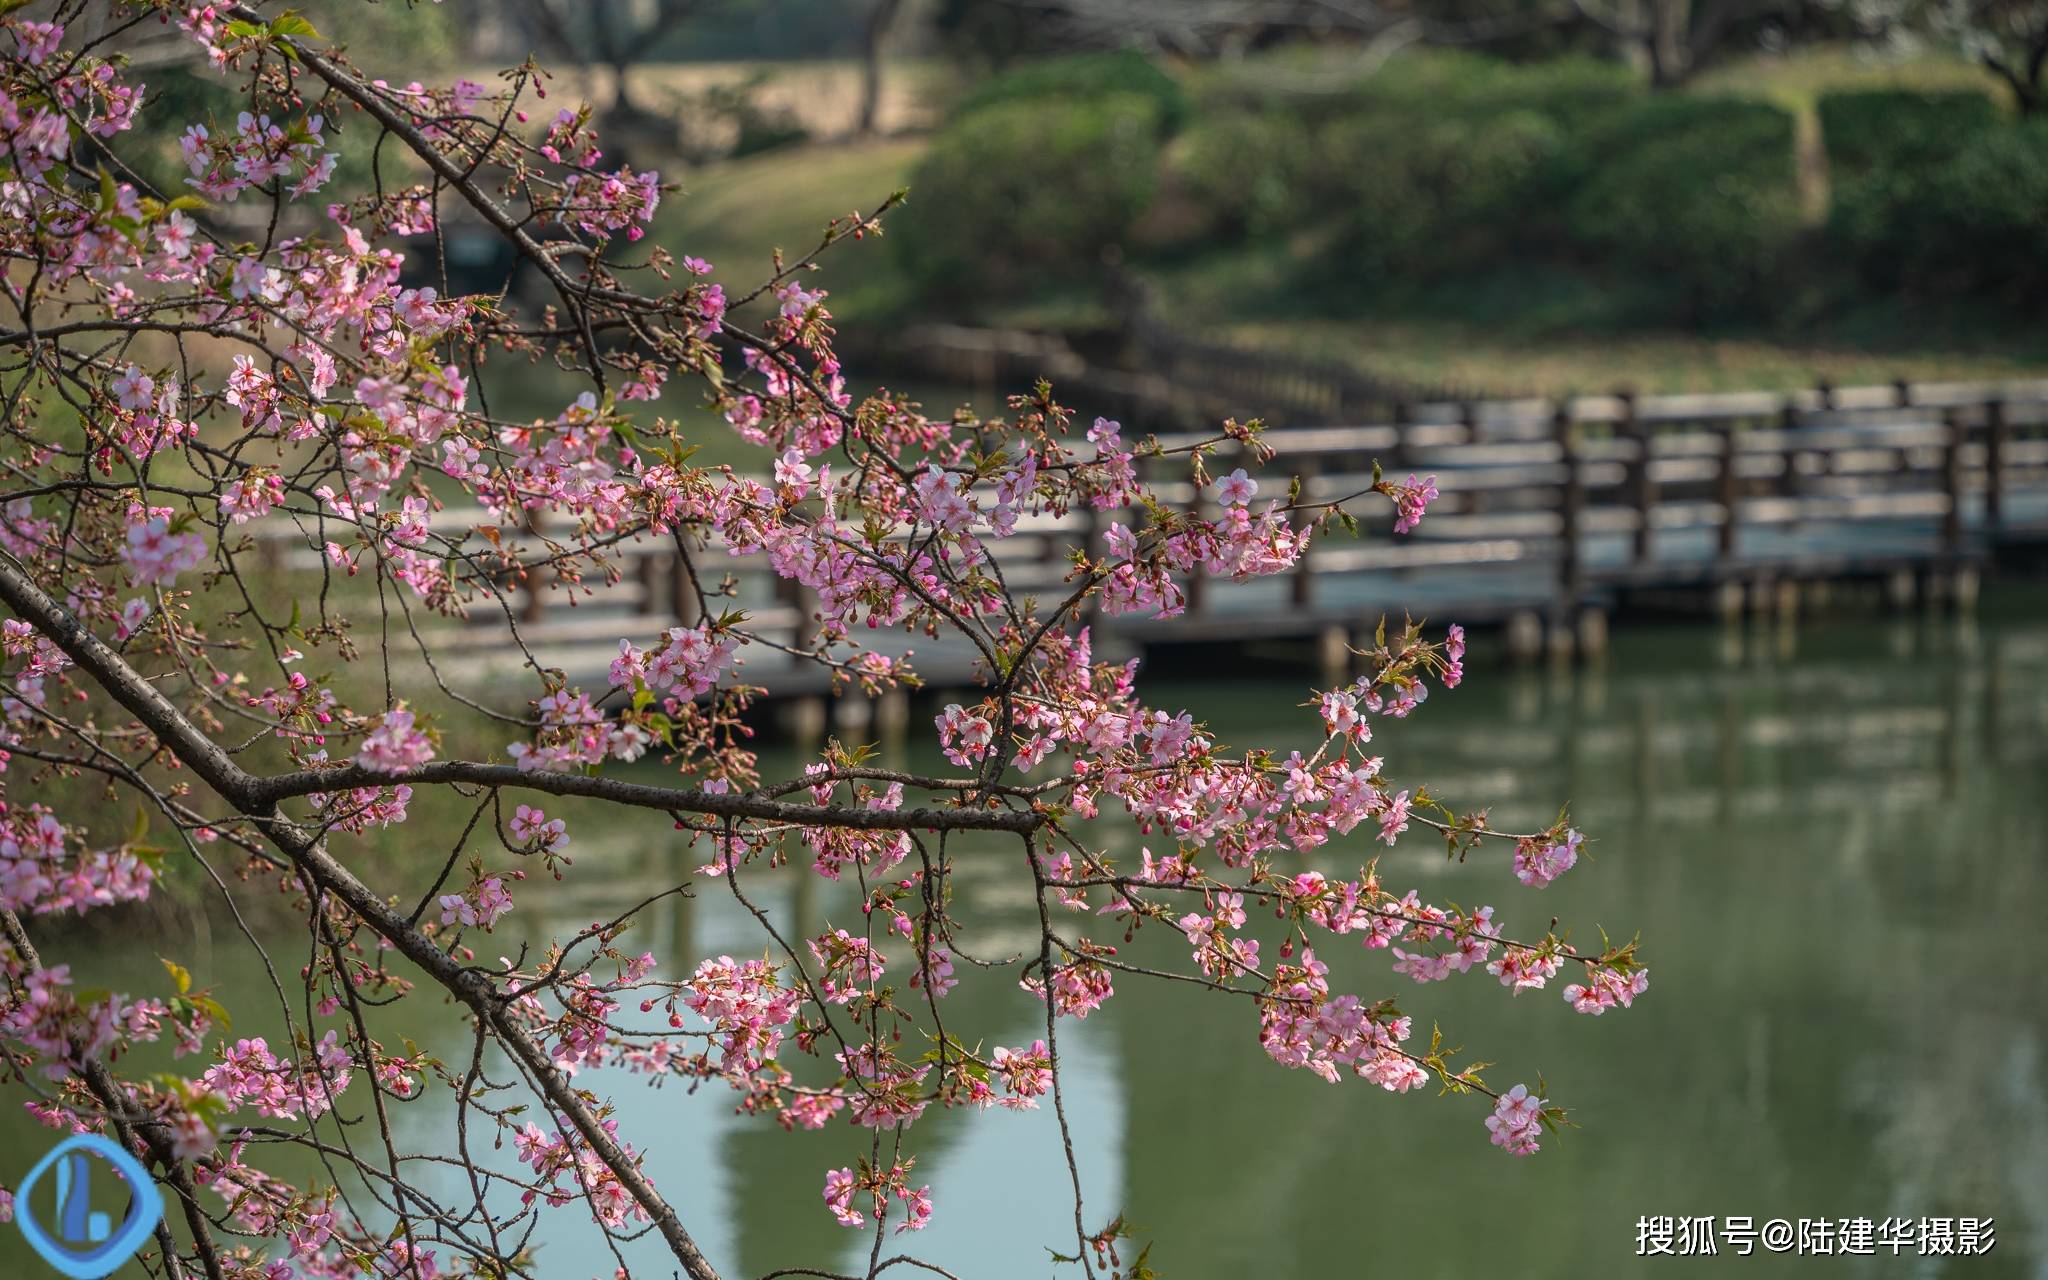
784 696 827 756
1714 581 1745 624
1577 607 1609 662
876 688 909 753
1546 612 1577 666
832 694 875 744
1506 611 1544 665
1885 569 1918 613
1954 567 1981 614
1747 577 1776 617
1316 625 1351 688
1772 578 1801 625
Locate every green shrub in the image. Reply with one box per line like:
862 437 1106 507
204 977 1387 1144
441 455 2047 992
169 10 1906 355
1312 107 1563 280
1819 90 2005 288
896 94 1165 298
1557 97 1802 318
952 51 1188 132
1333 51 1639 132
1171 110 1314 239
1818 89 2000 176
1278 52 1631 281
1870 120 2048 303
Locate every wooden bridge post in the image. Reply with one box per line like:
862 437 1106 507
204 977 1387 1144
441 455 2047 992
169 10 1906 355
1777 395 1804 504
1077 504 1103 625
670 548 701 626
1554 401 1584 613
521 512 548 624
1291 456 1320 608
776 573 812 665
1716 422 1740 557
1986 397 2008 536
638 549 662 619
1942 407 1965 560
1620 391 1655 567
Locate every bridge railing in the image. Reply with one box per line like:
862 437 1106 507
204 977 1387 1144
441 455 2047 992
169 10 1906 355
256 377 2048 680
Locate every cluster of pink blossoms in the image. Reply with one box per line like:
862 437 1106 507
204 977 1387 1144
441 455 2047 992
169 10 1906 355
1565 964 1652 1014
1486 1083 1548 1156
1258 948 1427 1090
0 956 175 1082
121 511 207 587
935 702 995 765
808 929 886 1005
0 803 154 916
509 688 649 773
355 704 434 771
200 1032 353 1124
824 1161 932 1234
804 778 912 880
437 876 514 930
671 954 803 1076
1384 473 1442 534
1514 827 1585 886
512 1118 653 1228
179 110 334 202
509 804 569 853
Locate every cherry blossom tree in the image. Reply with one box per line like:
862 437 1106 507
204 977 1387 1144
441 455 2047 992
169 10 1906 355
0 4 1646 1278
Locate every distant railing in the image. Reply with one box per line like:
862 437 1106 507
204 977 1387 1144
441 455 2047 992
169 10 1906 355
260 377 2048 690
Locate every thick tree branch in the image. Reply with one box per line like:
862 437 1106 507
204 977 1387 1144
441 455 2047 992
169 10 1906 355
256 761 1046 834
0 552 727 1280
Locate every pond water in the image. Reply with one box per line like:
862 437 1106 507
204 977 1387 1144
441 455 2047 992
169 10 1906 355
9 595 2048 1279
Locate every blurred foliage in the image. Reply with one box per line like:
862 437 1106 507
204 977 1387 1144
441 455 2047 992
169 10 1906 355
123 62 401 205
896 92 1165 297
1847 118 2048 305
1325 50 1640 129
676 71 812 162
121 63 243 199
950 49 1190 130
1817 88 2002 173
297 0 461 71
1555 97 1803 319
1315 108 1565 281
1819 88 2020 294
114 1 458 201
1168 110 1313 240
904 48 1818 324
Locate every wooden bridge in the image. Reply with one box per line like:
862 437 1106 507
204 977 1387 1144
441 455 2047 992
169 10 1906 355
303 377 2048 713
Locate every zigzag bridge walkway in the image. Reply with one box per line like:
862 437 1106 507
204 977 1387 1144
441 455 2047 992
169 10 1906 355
290 377 2048 717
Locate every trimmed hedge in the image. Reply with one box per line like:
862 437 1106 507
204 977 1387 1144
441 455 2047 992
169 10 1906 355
1314 107 1564 280
952 51 1188 132
1819 89 2008 291
895 93 1166 297
1556 97 1802 317
1818 89 2001 176
1172 111 1314 239
1333 51 1639 132
1864 120 2048 303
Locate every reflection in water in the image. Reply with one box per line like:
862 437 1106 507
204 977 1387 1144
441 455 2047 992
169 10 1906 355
7 598 2048 1278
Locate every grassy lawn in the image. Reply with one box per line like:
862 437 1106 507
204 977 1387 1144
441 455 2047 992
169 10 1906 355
1223 317 2048 398
1688 45 2007 113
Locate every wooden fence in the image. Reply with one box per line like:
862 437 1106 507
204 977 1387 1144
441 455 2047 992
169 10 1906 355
266 377 2048 694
